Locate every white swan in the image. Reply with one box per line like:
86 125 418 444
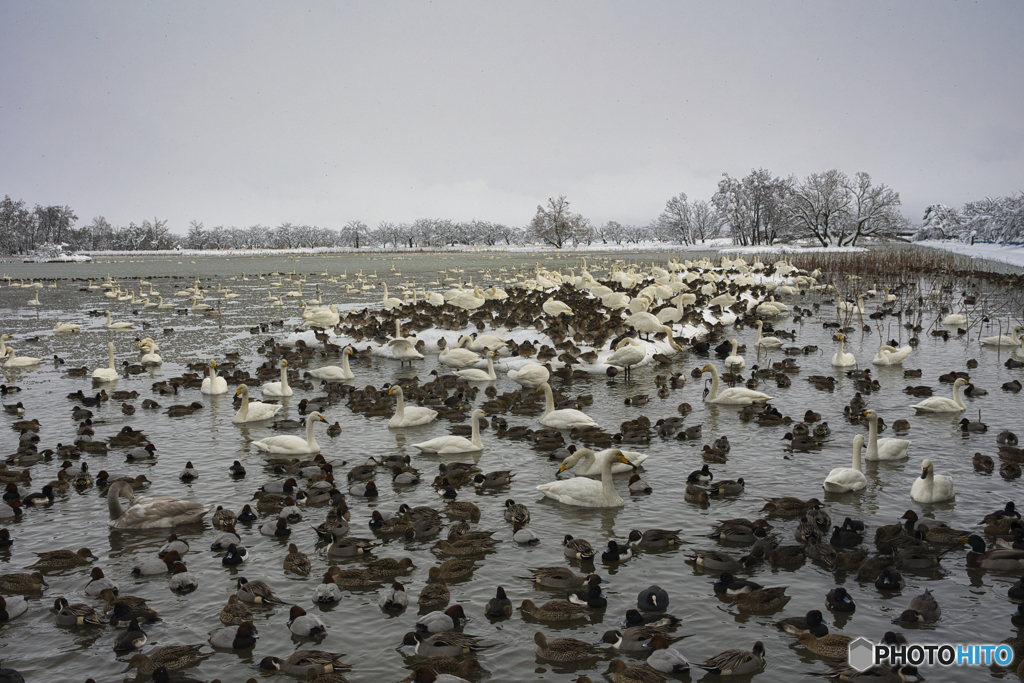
302 303 340 327
536 382 598 429
453 354 497 382
26 290 40 306
831 334 856 367
139 343 162 366
107 480 214 529
157 296 174 309
261 360 293 397
607 337 647 378
387 385 438 428
942 311 967 326
308 347 355 381
911 458 955 503
981 325 1023 347
701 364 772 405
570 447 647 475
414 409 487 454
252 411 327 454
104 310 133 330
625 312 674 341
201 360 228 395
872 344 912 366
92 342 119 382
862 409 909 461
3 348 40 369
438 337 481 369
1016 333 1024 360
823 435 867 493
542 297 574 317
232 384 283 423
508 361 550 388
53 322 81 333
753 321 783 348
724 339 746 371
388 320 424 365
536 448 634 508
381 283 402 310
911 377 966 413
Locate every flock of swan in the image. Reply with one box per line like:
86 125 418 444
1 251 1023 683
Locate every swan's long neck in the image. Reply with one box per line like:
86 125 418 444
280 365 289 389
342 351 352 374
471 412 483 449
867 416 878 457
600 450 618 498
239 386 250 416
541 383 555 415
382 283 388 300
108 344 115 370
852 439 863 471
707 366 719 399
394 388 405 418
731 339 738 356
395 319 402 338
755 323 763 345
486 356 496 380
953 383 965 408
305 418 318 451
837 337 845 356
107 484 125 522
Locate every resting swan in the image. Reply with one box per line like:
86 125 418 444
701 364 772 405
831 334 856 367
570 447 647 475
107 480 213 529
92 342 119 382
536 448 634 507
53 322 81 333
453 354 497 382
911 378 966 413
753 321 783 348
307 346 355 381
261 360 293 397
536 382 597 429
387 385 438 428
105 310 133 330
724 339 746 370
911 458 954 503
414 409 487 453
981 325 1023 348
232 384 282 423
862 410 909 461
201 361 228 395
507 361 550 388
823 435 867 493
438 337 480 369
3 348 40 369
872 345 912 366
252 411 327 454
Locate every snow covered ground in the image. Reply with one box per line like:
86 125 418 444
915 240 1024 269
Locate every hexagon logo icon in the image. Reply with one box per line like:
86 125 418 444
848 637 875 671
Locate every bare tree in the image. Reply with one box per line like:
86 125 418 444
657 193 694 244
843 172 904 245
787 170 851 246
529 196 590 248
713 170 793 246
690 200 724 242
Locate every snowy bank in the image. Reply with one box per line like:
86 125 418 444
915 240 1024 269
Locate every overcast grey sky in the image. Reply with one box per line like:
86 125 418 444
1 1 1021 234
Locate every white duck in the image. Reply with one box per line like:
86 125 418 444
536 448 634 507
387 385 438 428
606 337 647 379
724 339 746 371
823 435 867 493
413 409 487 454
53 322 81 333
701 364 772 405
252 411 328 454
536 382 597 429
104 310 133 330
872 344 912 366
911 458 955 503
862 409 909 461
308 347 355 381
261 360 293 397
911 378 966 413
232 384 283 423
201 360 228 395
3 348 40 369
753 321 783 348
831 334 856 367
453 354 497 382
92 342 119 382
507 361 550 388
106 480 214 529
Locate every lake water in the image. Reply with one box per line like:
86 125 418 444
1 247 1023 682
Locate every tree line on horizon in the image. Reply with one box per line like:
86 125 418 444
1 169 1018 255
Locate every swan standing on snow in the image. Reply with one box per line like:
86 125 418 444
308 346 355 381
831 334 856 367
232 384 282 423
92 342 119 382
823 435 867 493
536 448 635 507
542 297 573 317
606 337 646 379
753 321 783 348
872 344 912 366
261 360 293 397
387 385 438 428
3 348 40 369
701 364 772 405
104 310 133 330
508 361 549 388
911 378 966 413
536 382 597 429
453 354 497 382
724 339 746 371
861 410 909 461
106 480 213 529
252 411 328 454
201 361 228 395
414 409 487 454
911 459 954 503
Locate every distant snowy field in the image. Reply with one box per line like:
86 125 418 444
915 240 1024 269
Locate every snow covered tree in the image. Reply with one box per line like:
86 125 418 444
529 196 590 248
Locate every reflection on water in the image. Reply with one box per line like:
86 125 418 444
0 248 1023 681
